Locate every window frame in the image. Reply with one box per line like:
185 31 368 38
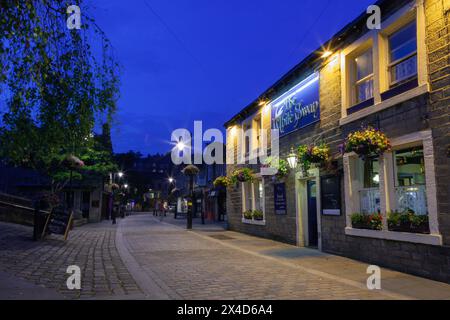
241 174 266 225
343 130 442 246
340 1 429 124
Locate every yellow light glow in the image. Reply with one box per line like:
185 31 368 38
230 126 237 136
321 51 333 59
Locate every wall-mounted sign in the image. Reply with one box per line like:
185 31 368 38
271 73 320 137
274 183 287 215
321 175 341 216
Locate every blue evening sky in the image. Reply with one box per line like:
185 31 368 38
90 0 375 154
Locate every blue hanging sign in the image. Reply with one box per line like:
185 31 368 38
271 73 320 137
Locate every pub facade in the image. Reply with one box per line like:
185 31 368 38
224 0 449 282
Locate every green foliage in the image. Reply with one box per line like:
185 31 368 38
252 210 264 220
230 168 254 184
388 210 429 229
0 1 120 192
263 157 289 178
243 210 253 220
351 213 383 231
213 176 230 188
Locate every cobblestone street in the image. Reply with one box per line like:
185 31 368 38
1 214 450 300
0 221 142 299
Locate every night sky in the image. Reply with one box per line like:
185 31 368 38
90 0 375 155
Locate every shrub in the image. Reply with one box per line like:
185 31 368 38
243 210 253 220
252 210 264 220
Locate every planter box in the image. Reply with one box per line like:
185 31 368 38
388 223 430 234
351 223 382 231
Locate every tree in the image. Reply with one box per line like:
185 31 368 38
0 1 120 195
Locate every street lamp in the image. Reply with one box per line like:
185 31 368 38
168 177 174 184
182 165 200 230
118 171 124 178
287 148 298 169
176 141 185 151
124 184 129 189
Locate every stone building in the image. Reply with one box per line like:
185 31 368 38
224 0 449 282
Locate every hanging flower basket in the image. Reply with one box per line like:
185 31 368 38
342 127 391 159
230 168 254 184
298 143 330 169
213 176 230 188
262 157 289 179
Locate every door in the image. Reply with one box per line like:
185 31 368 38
307 180 318 247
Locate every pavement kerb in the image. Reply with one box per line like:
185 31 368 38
115 218 171 300
157 218 414 300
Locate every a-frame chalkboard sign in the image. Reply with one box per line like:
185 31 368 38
41 206 74 241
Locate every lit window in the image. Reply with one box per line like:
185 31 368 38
243 123 251 156
354 49 374 103
243 181 253 212
393 146 427 215
388 21 417 86
254 180 264 212
359 156 381 214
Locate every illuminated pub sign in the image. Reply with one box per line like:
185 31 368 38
271 73 320 137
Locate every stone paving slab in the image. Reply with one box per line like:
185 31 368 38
157 213 450 300
117 214 407 300
0 221 143 300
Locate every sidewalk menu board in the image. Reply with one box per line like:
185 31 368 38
42 207 73 241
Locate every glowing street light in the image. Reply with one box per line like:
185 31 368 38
118 171 124 178
124 184 129 189
168 177 174 183
176 141 185 151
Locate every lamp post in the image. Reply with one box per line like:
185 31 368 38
182 165 199 230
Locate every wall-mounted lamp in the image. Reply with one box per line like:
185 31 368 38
286 148 298 169
321 51 333 59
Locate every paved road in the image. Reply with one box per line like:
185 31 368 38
0 221 142 299
1 214 450 300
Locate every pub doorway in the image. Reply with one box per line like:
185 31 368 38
295 170 322 250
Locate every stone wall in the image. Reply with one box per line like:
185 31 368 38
225 0 450 282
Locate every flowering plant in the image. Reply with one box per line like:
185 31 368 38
342 127 391 158
213 176 230 188
351 213 383 231
253 210 264 220
230 168 254 183
262 157 289 178
298 143 330 168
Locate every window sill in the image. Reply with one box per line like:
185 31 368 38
345 227 442 246
340 84 429 126
242 218 266 226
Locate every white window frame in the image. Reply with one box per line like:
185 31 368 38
241 174 266 225
340 0 429 125
343 130 442 246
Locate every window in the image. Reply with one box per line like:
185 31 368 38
344 131 441 245
254 180 264 212
253 116 262 153
388 21 417 87
243 123 251 156
393 146 427 215
340 5 427 123
242 177 265 223
359 157 381 214
354 50 374 104
243 181 253 212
